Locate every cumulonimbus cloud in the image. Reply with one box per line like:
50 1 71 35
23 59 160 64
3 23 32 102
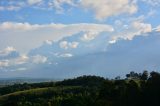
0 22 113 53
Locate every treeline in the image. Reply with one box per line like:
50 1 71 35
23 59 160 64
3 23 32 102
0 71 160 106
0 81 55 96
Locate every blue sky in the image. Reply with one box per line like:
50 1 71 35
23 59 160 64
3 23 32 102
0 0 159 25
0 0 160 78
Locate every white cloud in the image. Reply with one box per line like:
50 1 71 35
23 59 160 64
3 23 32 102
155 25 160 31
0 22 114 32
59 41 68 49
0 48 47 68
0 0 139 19
141 0 160 6
16 67 27 71
59 41 79 49
50 0 76 13
69 42 79 48
0 22 113 53
0 0 76 12
0 54 29 68
0 1 25 11
0 47 16 55
0 60 9 67
109 40 116 44
53 52 73 58
109 20 152 43
32 55 47 64
0 22 40 31
59 53 73 58
5 47 16 52
27 0 43 5
80 0 138 20
132 21 152 34
0 47 19 60
0 55 29 67
81 31 99 41
44 40 53 45
15 55 29 65
0 47 28 68
0 6 21 11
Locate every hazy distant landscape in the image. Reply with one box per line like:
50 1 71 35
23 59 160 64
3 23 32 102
0 78 58 87
0 0 160 105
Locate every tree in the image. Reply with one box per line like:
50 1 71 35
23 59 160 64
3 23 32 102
126 71 140 79
140 70 148 80
126 74 130 79
115 76 121 80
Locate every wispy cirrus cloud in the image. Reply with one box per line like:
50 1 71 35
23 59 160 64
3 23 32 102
27 0 43 5
0 5 21 11
141 0 160 6
0 0 138 21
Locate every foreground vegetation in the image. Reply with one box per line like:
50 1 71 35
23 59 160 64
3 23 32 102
0 71 160 106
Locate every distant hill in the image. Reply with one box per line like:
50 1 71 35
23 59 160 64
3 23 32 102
0 78 59 87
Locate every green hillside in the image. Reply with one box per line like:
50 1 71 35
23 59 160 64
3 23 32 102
0 71 160 106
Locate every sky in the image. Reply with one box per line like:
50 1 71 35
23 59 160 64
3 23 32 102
0 0 160 78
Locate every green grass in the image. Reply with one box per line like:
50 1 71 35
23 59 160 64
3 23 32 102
0 86 81 104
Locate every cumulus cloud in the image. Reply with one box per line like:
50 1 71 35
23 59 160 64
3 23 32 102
59 41 68 49
0 22 41 31
0 47 28 68
0 47 16 55
109 20 152 43
0 54 47 69
0 22 113 53
80 0 138 20
59 41 79 49
0 47 19 60
0 46 47 69
0 54 29 68
15 55 29 65
69 42 79 48
81 31 99 41
132 21 152 34
32 55 47 64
